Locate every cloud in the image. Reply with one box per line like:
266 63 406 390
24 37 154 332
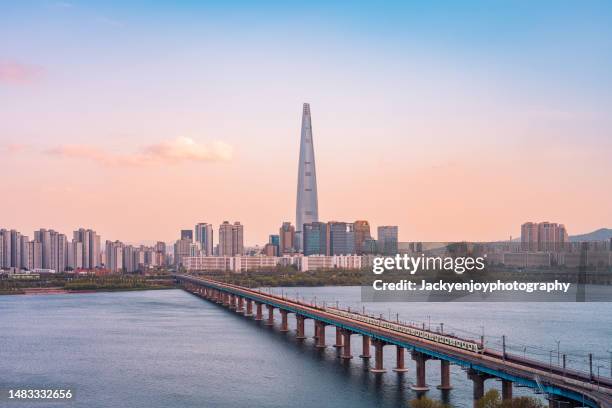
4 143 32 153
0 61 44 84
45 137 233 167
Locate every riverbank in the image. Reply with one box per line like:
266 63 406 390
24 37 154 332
0 274 176 295
199 269 362 287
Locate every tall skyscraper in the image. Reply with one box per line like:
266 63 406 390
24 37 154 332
295 103 319 251
377 226 398 255
195 223 214 255
279 222 296 254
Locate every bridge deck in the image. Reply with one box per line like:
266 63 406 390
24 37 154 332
177 275 612 408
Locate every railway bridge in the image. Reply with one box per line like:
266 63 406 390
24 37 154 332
175 274 612 408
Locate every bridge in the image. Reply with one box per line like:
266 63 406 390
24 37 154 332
176 274 612 408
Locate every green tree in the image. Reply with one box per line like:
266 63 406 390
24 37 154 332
476 390 502 408
476 389 545 408
409 396 450 408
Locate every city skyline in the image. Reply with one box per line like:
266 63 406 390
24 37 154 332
1 1 611 245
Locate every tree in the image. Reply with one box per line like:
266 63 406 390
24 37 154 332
409 396 450 408
476 389 545 408
477 390 502 408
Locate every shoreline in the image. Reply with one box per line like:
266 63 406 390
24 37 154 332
0 286 176 296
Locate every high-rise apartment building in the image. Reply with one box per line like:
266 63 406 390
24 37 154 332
377 226 398 255
521 222 568 252
279 222 296 254
195 223 214 255
232 222 244 256
303 222 328 256
34 229 67 272
155 241 166 266
218 221 243 256
26 240 42 270
328 222 355 255
105 240 124 273
73 228 101 270
295 103 319 251
174 239 191 267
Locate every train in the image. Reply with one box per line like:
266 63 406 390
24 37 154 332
324 307 484 353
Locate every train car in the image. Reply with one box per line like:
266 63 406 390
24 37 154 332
325 308 483 353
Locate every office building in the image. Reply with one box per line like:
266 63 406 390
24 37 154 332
377 226 398 255
279 222 296 254
303 222 328 256
328 222 355 255
195 223 214 255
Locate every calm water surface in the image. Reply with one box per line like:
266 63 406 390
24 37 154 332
0 288 610 408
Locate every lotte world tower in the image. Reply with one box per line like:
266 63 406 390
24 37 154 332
295 103 319 251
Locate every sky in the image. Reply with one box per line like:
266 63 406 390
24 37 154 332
1 0 611 245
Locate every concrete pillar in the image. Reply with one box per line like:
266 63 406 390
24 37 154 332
501 379 512 401
265 305 274 326
280 310 289 332
334 328 343 348
360 335 371 359
245 299 253 316
467 369 492 408
296 315 306 339
236 297 244 313
410 351 430 391
341 330 352 359
370 340 386 373
316 321 326 348
223 293 229 306
229 295 236 310
255 303 263 321
393 346 408 372
437 360 452 390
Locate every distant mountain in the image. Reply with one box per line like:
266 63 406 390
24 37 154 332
569 228 612 242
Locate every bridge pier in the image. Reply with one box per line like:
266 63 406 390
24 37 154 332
340 330 353 359
315 321 327 348
222 293 229 307
410 351 430 391
229 295 236 310
236 297 244 314
501 379 512 401
437 360 452 390
245 299 253 316
265 305 274 326
467 369 494 408
334 328 343 348
393 346 408 372
370 340 386 373
255 303 263 321
280 310 289 332
296 315 306 339
360 335 371 359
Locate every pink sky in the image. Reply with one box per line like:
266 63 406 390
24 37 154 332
1 2 611 245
